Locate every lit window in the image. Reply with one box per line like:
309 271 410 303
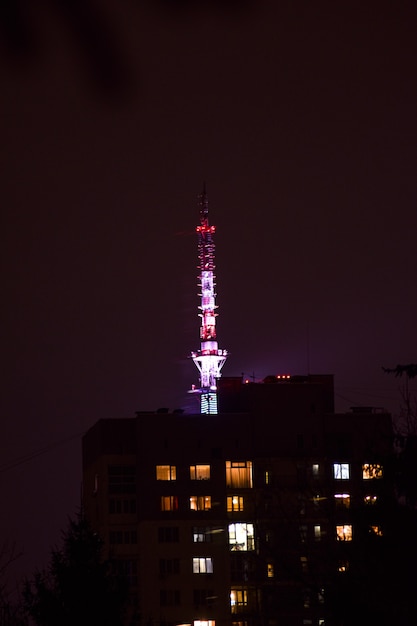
338 560 349 572
364 495 378 505
264 471 271 485
193 526 214 542
190 464 211 480
267 563 274 578
226 461 253 488
193 557 213 574
336 524 352 541
333 463 350 480
230 588 248 613
227 496 244 512
190 496 212 511
201 392 218 415
194 621 215 626
312 463 320 476
319 620 325 626
228 523 254 551
362 463 383 479
334 493 350 508
370 525 383 536
314 525 321 541
161 496 178 511
156 465 176 481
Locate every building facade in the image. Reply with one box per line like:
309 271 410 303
82 375 393 626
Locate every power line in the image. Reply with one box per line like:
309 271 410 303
0 431 85 474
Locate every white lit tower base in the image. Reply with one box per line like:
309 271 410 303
190 188 227 414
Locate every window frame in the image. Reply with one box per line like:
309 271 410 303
193 557 214 574
190 495 212 511
230 587 248 613
333 463 350 480
159 588 180 606
159 558 180 576
336 524 353 541
227 495 244 512
228 522 255 551
362 463 383 480
190 464 211 480
226 461 253 488
158 526 179 542
108 465 136 494
193 526 213 543
156 465 177 481
160 495 179 511
334 493 351 508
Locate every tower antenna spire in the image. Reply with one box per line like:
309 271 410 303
190 186 227 414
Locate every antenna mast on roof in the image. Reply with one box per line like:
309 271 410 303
190 186 228 414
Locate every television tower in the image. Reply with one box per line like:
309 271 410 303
190 187 228 414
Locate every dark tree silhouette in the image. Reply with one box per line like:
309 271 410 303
0 542 27 626
384 362 417 501
382 363 417 378
23 515 127 626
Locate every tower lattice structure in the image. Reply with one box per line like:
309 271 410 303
190 188 227 414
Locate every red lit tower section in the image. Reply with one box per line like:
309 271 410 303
191 188 228 414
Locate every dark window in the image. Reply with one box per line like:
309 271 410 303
159 558 180 576
109 498 137 514
193 589 214 607
158 527 179 542
109 499 121 514
108 466 136 494
230 555 251 582
115 560 138 587
125 530 137 544
109 530 137 545
160 589 180 606
110 531 123 544
125 499 137 514
297 464 307 486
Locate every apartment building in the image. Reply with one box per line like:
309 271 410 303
82 375 393 626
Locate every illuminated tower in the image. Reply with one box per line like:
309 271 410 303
190 187 227 414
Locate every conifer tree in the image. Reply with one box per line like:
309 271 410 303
24 515 127 626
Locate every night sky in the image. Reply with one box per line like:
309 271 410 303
1 0 417 588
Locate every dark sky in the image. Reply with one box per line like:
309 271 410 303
1 0 417 588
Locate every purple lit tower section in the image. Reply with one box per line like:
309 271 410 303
190 188 228 414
